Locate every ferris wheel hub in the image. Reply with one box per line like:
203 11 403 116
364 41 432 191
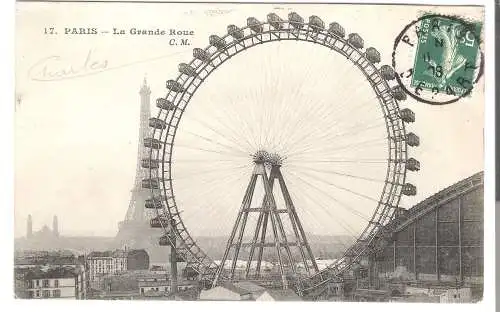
251 150 285 166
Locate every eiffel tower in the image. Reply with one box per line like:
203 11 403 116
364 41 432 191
114 78 160 255
213 151 318 289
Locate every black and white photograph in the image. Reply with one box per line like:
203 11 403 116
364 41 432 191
10 0 494 307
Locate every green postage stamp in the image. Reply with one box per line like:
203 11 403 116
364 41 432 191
411 15 482 97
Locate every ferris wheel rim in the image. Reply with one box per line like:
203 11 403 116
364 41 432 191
146 15 409 287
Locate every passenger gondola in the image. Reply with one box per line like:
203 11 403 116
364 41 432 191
406 158 420 171
145 196 164 209
365 47 381 63
166 80 184 93
288 12 304 29
308 15 325 31
348 33 364 49
380 65 395 80
391 86 407 101
402 183 417 196
156 98 175 110
178 63 197 77
247 17 263 33
406 133 420 147
149 117 167 129
141 158 159 169
227 25 244 40
209 35 226 50
150 215 169 228
400 108 415 123
142 178 160 189
267 13 283 30
193 48 211 63
144 137 162 149
328 22 345 38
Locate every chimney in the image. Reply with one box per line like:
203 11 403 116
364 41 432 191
53 215 59 238
27 214 33 239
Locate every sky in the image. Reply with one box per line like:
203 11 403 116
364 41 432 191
14 2 484 238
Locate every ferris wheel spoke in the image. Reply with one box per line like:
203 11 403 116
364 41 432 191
276 98 335 152
201 103 259 153
325 93 383 129
172 164 250 180
217 93 261 151
284 119 386 158
175 182 251 228
286 178 360 238
286 170 371 221
173 158 248 163
314 88 382 130
280 96 382 156
173 164 251 190
285 164 386 183
268 66 329 148
182 129 250 155
288 158 387 164
286 136 387 159
184 112 253 154
290 169 382 204
174 143 249 158
180 172 250 224
283 95 385 148
186 186 250 234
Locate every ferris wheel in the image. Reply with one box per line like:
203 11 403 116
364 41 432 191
142 12 419 297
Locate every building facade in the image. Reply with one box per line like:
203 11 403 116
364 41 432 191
87 250 127 290
23 266 86 299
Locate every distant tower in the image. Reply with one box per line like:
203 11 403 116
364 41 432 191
127 77 151 223
27 214 32 239
115 77 157 250
53 215 59 238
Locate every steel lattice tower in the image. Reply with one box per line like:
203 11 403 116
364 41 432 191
115 78 157 249
213 151 319 289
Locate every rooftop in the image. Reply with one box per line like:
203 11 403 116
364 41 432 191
24 266 79 280
88 250 127 258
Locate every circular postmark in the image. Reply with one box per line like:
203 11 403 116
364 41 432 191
392 14 484 105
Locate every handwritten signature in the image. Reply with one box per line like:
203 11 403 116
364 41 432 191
28 49 193 82
28 49 109 82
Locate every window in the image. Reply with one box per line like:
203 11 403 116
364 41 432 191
43 280 49 287
27 280 34 289
35 280 39 287
35 290 40 297
42 290 50 298
53 289 61 298
54 280 59 288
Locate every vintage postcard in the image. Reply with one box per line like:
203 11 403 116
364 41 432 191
14 0 489 304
